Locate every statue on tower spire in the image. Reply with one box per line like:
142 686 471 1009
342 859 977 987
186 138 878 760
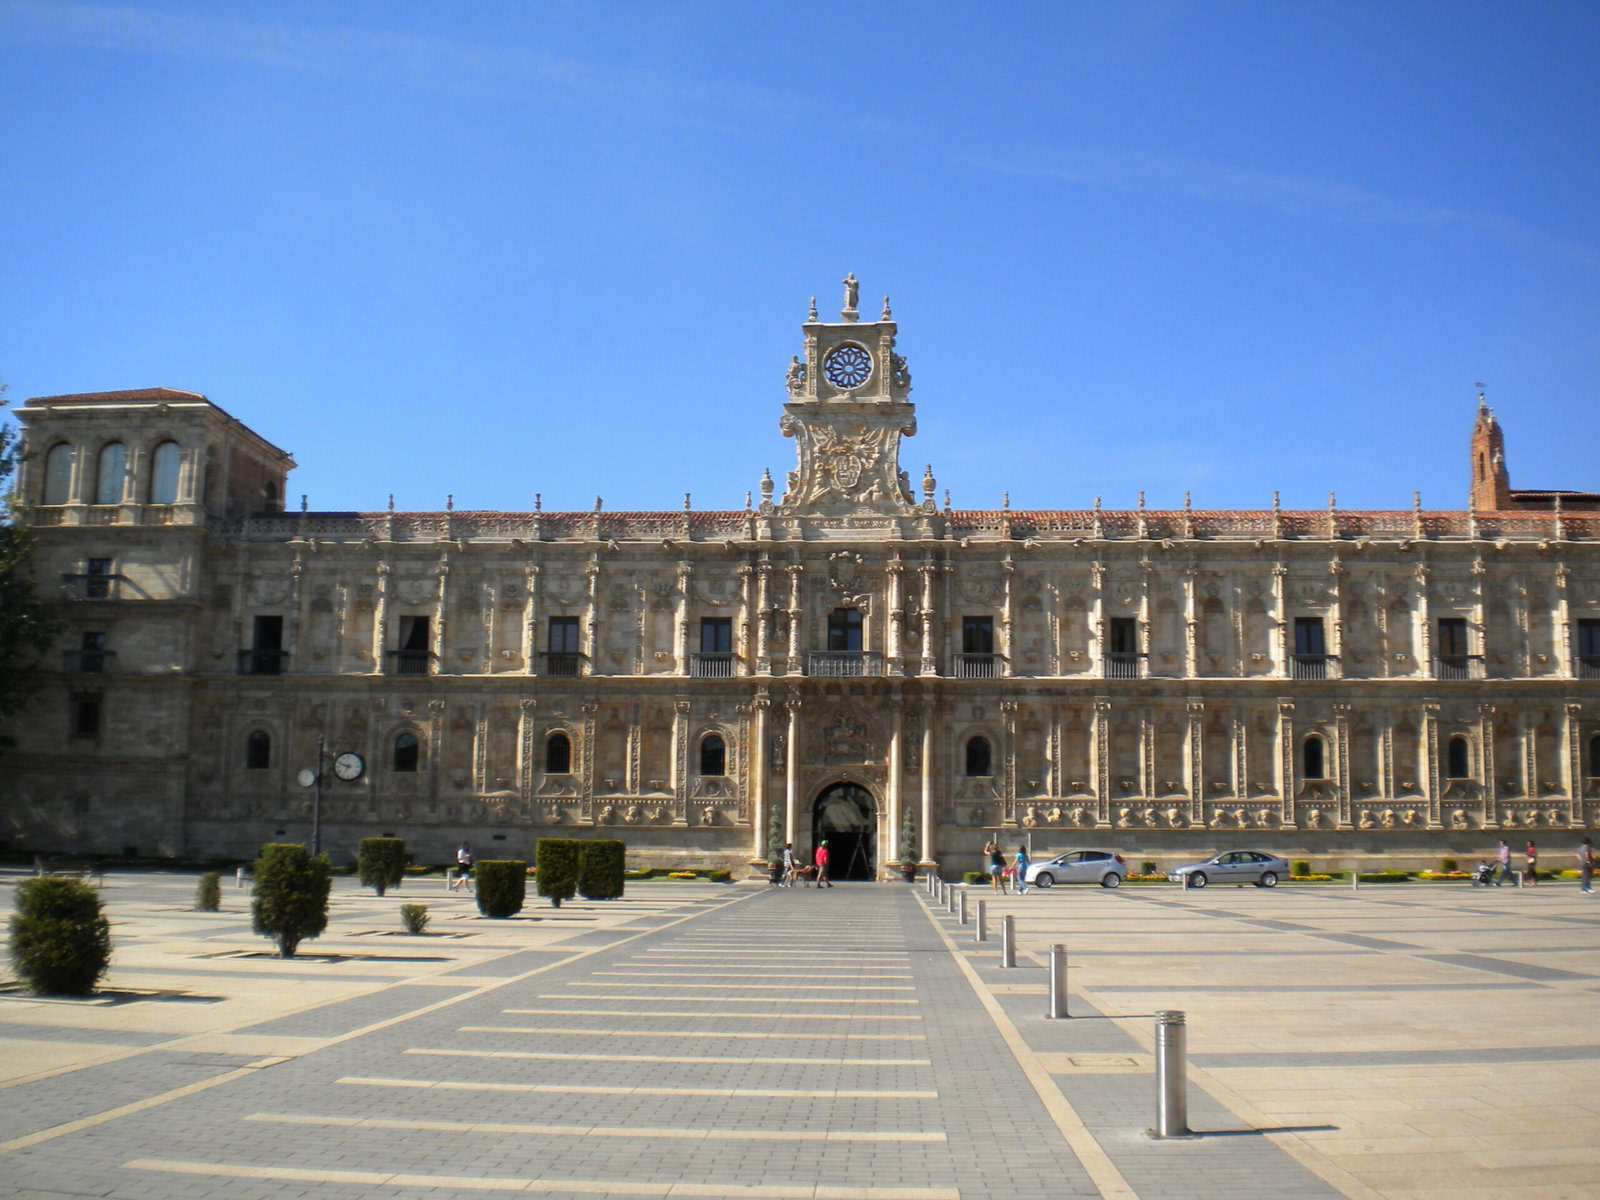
841 272 859 320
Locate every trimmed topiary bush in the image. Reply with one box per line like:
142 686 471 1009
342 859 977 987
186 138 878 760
578 839 626 900
195 871 222 912
1291 860 1311 877
358 837 407 897
474 861 528 917
251 843 333 958
400 903 429 933
963 871 988 886
705 869 732 883
1140 860 1157 876
9 876 112 995
1440 857 1458 874
535 839 581 908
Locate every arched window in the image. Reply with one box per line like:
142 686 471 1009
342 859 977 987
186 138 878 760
700 733 726 776
43 443 74 504
965 735 992 777
545 731 572 774
95 443 126 505
1303 735 1325 780
393 731 419 772
244 729 271 770
148 440 181 504
1447 735 1470 779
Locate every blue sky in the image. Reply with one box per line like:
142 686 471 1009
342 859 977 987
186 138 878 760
2 1 1597 514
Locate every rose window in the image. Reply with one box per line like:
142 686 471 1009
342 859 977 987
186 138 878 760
822 344 873 389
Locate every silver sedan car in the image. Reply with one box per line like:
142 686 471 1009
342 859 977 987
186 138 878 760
1169 850 1289 888
1024 850 1128 889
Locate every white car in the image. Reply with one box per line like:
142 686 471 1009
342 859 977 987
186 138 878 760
1168 850 1289 888
1024 850 1128 889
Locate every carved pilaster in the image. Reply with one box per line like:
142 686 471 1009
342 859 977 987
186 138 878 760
523 563 540 676
1566 703 1584 824
373 559 391 676
1001 699 1018 823
1277 699 1295 824
1270 563 1288 676
584 559 601 670
1093 698 1112 825
674 560 692 674
1187 700 1205 825
1334 703 1353 828
1479 703 1497 828
786 561 804 675
672 699 691 818
518 699 537 801
1422 702 1442 827
433 554 450 672
581 700 598 819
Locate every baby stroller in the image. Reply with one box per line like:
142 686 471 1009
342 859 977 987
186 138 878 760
1471 862 1495 887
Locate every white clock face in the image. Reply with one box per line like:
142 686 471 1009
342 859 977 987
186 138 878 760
296 767 317 788
333 752 365 781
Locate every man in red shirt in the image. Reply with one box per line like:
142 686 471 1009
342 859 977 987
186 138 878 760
815 840 833 888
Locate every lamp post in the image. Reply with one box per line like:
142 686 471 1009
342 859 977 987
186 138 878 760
312 734 324 857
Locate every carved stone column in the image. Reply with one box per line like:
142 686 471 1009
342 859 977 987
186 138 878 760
518 698 537 801
1182 567 1199 678
754 557 772 673
1479 703 1497 829
785 699 801 842
583 559 601 673
1186 700 1205 825
1092 697 1112 825
786 561 804 676
1001 555 1015 679
1415 564 1432 678
1556 565 1573 678
581 700 599 822
1271 563 1288 677
1001 699 1018 824
674 560 692 675
886 555 905 674
671 699 691 822
1334 703 1353 828
751 693 769 859
888 696 904 862
1565 703 1583 824
1423 702 1442 827
919 558 938 677
1276 699 1295 824
432 553 450 675
523 563 540 675
373 559 391 676
920 705 934 862
1090 561 1106 678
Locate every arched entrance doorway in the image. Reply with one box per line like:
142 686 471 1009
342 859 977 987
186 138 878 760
812 782 876 881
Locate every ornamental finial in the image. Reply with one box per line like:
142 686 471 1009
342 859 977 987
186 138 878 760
882 294 892 319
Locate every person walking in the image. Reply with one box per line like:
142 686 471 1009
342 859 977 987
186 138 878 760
1578 837 1594 895
451 841 473 891
814 840 833 888
1524 839 1538 886
985 839 1007 893
1495 839 1513 886
1013 844 1030 895
781 842 798 887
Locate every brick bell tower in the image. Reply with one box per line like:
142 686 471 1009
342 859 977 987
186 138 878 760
1469 391 1510 512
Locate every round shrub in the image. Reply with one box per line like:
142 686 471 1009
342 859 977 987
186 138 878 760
535 839 580 908
475 861 528 917
399 903 429 934
251 843 332 958
195 871 222 912
9 876 112 995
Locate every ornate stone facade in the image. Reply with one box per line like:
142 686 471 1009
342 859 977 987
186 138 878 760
5 285 1599 875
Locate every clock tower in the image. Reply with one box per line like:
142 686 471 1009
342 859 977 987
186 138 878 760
775 276 922 518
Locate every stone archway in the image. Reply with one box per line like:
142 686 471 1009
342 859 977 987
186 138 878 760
812 782 876 881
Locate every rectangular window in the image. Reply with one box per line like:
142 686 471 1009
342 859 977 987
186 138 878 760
85 557 112 599
1294 617 1326 657
1437 618 1468 657
246 614 286 675
71 694 101 738
1108 618 1137 655
1578 618 1600 679
700 617 732 654
962 616 994 655
549 616 580 653
827 608 863 653
394 615 430 675
80 631 108 674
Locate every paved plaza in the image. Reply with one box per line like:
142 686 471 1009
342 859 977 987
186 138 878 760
0 868 1596 1199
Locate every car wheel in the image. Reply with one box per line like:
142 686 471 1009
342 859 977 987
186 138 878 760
1101 873 1122 889
1189 872 1208 888
1034 873 1054 888
1259 871 1278 888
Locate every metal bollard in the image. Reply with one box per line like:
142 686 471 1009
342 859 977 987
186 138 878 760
1046 943 1069 1018
959 889 969 925
1000 914 1015 967
446 869 455 891
1151 1010 1191 1137
947 884 957 914
1352 869 1359 892
1516 870 1524 890
235 866 244 889
975 899 988 942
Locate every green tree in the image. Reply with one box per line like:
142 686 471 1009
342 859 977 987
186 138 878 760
0 390 65 749
9 876 112 995
251 843 332 957
357 837 406 896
